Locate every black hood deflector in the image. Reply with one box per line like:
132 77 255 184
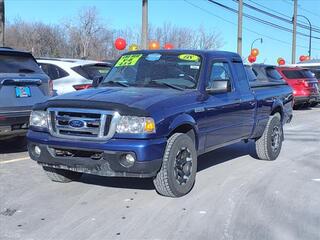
33 100 150 116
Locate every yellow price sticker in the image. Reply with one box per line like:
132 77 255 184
178 54 200 62
115 54 143 67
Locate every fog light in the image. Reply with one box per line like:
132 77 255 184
34 145 41 157
120 153 136 168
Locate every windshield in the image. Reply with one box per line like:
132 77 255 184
0 53 43 74
101 53 202 89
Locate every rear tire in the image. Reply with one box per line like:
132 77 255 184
42 166 83 183
153 133 197 197
310 102 318 107
255 113 283 161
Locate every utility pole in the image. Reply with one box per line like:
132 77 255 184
141 0 148 50
291 0 298 64
237 0 243 56
0 0 4 47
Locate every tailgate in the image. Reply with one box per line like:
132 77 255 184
0 78 49 110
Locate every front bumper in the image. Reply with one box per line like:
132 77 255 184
27 130 166 178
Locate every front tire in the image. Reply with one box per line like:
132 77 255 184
153 133 197 197
255 113 283 161
42 166 83 183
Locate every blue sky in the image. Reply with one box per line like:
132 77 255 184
5 0 320 64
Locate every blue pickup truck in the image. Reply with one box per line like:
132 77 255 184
27 50 293 197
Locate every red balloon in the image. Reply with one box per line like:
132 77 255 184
248 55 256 63
299 55 306 62
114 38 127 50
251 48 259 57
279 59 285 65
164 43 174 50
149 40 160 50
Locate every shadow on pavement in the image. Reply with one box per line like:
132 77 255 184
0 137 28 154
79 141 257 190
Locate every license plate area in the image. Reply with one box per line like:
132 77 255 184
15 86 31 98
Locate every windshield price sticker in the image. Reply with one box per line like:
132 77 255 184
178 54 200 62
115 54 143 67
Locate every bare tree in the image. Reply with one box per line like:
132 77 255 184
4 9 224 60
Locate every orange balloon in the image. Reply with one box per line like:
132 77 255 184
251 48 259 57
304 56 310 61
149 40 160 50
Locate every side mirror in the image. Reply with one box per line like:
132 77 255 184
206 80 230 94
92 76 103 88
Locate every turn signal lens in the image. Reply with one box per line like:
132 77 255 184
144 118 155 133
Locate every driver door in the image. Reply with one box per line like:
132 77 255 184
203 60 243 149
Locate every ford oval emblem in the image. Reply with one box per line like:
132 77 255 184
69 120 85 128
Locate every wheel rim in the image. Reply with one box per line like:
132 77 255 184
271 125 282 152
174 147 193 185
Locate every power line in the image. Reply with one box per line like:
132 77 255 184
233 0 320 33
207 0 320 40
183 0 320 51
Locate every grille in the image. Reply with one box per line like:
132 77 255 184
48 108 120 140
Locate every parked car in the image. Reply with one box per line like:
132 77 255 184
0 47 52 140
37 58 112 95
284 60 320 104
276 66 319 108
27 50 293 197
248 64 286 86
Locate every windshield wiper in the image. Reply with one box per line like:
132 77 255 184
18 68 35 73
149 80 184 91
102 80 129 87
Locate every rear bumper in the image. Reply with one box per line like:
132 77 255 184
27 130 166 178
294 95 319 105
0 111 31 138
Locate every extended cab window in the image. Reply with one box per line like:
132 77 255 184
0 53 43 74
207 62 232 92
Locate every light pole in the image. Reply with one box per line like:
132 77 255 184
251 38 263 51
297 15 312 57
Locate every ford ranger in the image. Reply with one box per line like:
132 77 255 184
27 50 293 197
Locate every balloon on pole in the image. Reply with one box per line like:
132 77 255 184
129 44 139 51
251 48 259 57
164 43 174 50
248 55 256 63
148 40 160 50
114 38 127 50
299 55 306 62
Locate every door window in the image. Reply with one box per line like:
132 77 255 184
207 62 232 92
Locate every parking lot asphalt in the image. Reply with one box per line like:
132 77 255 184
0 107 320 240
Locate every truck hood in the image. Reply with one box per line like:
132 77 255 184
50 87 186 110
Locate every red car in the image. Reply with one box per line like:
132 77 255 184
276 67 319 108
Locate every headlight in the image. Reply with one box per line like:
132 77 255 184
116 116 156 134
30 111 48 128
